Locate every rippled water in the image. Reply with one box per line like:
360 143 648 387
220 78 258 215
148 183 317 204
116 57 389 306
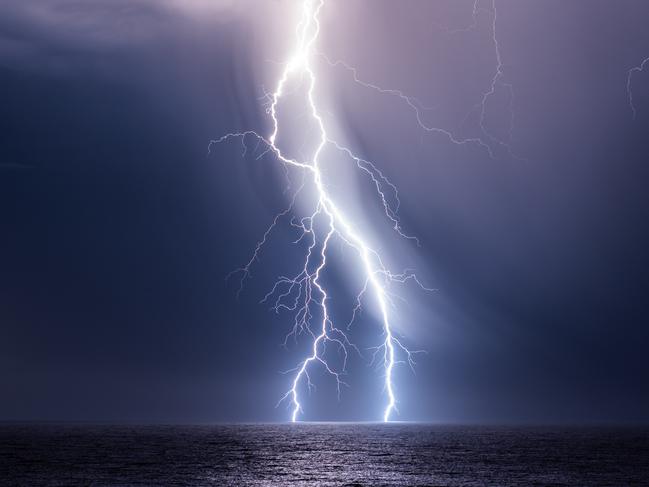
1 424 648 486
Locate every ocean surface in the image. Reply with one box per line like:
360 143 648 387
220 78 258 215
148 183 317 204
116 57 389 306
1 424 648 486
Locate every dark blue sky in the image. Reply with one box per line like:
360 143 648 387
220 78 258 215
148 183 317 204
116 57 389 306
1 0 648 423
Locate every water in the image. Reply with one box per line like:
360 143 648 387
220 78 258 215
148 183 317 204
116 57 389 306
1 424 648 486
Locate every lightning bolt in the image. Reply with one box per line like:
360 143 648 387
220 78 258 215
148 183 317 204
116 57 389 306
211 0 430 423
318 0 519 160
477 0 518 158
261 0 421 423
211 0 514 422
627 56 649 119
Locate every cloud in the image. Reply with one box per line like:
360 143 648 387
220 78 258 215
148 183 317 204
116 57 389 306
0 0 255 74
0 0 247 63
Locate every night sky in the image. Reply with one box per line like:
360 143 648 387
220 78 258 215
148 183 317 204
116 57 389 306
2 0 649 423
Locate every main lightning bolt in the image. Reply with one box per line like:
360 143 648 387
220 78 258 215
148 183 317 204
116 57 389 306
211 0 431 422
211 0 517 422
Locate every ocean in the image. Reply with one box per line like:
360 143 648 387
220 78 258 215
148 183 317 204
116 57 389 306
1 424 647 486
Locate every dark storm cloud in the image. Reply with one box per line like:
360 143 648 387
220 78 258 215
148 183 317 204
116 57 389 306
0 0 247 75
0 1 165 59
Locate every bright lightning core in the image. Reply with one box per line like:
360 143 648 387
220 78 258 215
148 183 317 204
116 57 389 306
211 0 431 423
212 0 518 422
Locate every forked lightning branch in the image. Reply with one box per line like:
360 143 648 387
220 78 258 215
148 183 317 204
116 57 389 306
211 0 511 422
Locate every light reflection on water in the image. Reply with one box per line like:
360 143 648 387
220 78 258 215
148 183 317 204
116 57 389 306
1 423 648 486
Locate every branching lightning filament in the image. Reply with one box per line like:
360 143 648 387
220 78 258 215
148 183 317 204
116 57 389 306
211 0 433 422
627 56 649 119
